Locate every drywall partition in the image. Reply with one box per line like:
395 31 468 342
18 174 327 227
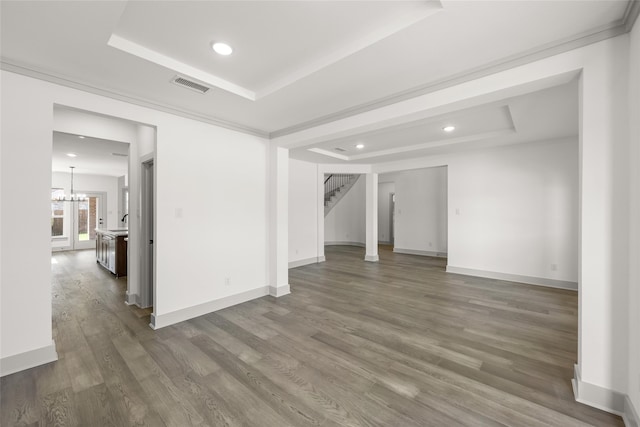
324 174 366 246
51 172 119 249
577 34 630 411
0 70 272 374
447 140 578 283
626 15 640 427
377 182 395 244
392 167 447 257
289 159 320 268
150 114 268 328
1 73 59 375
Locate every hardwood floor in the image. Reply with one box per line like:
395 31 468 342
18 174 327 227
1 245 623 426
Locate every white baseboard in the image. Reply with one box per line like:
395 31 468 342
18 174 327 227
393 248 447 258
1 340 58 377
289 257 322 269
124 291 139 306
318 256 326 262
150 286 269 330
378 240 392 245
364 254 379 262
446 265 578 290
324 241 366 247
269 284 291 297
572 364 625 416
624 395 640 427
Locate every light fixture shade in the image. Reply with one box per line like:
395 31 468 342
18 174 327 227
52 166 88 202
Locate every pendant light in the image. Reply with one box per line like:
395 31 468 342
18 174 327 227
52 167 87 201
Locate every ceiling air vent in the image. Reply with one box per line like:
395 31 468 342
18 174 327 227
170 75 211 94
334 147 346 152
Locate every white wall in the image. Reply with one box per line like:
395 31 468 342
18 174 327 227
51 172 119 249
627 15 640 420
377 182 395 244
117 175 127 228
324 175 366 245
393 167 448 255
448 140 578 282
155 118 267 321
1 73 55 367
1 70 270 371
289 159 319 266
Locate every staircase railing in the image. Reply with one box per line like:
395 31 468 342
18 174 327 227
324 174 355 203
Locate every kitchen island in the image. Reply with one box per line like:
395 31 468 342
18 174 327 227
95 228 128 277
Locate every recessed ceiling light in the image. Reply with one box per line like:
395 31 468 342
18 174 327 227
443 125 456 132
78 135 85 139
66 153 77 157
356 143 365 149
212 42 233 56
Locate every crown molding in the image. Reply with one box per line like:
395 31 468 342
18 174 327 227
2 1 636 143
270 17 631 139
624 0 640 32
0 59 269 139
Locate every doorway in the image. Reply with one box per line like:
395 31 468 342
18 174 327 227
140 159 154 309
390 192 395 246
73 192 106 250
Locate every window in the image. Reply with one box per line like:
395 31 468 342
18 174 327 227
51 188 65 237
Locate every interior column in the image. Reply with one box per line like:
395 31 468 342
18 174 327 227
268 143 290 296
365 172 379 262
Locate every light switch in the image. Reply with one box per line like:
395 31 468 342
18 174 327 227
175 208 183 218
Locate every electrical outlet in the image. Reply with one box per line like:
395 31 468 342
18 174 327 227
225 277 231 286
551 264 558 271
295 249 299 255
429 242 432 247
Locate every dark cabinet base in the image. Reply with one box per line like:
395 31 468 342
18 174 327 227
96 233 128 277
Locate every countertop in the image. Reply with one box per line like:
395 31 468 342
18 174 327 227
95 228 129 237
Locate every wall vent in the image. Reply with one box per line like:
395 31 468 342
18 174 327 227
334 147 346 152
170 75 211 94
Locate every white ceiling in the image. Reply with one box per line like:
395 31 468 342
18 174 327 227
291 78 579 163
52 132 129 177
0 1 633 165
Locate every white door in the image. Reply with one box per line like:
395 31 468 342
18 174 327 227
73 193 106 250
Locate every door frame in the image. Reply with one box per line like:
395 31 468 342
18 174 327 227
389 192 395 247
73 191 107 250
140 158 155 310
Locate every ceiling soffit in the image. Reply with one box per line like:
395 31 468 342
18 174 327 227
108 1 442 101
307 105 515 161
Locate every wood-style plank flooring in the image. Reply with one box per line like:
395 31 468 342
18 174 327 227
1 245 623 426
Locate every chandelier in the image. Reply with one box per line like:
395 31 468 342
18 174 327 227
52 166 87 202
